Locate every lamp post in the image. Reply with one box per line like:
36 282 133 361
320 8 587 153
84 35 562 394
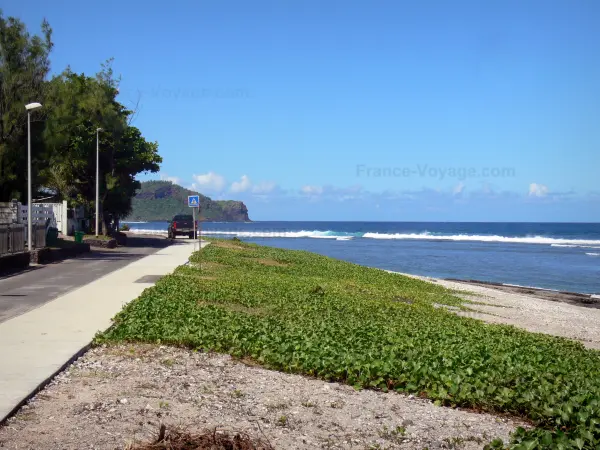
96 128 102 237
25 102 42 251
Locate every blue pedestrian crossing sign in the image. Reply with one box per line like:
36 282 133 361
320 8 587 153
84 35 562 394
188 195 199 207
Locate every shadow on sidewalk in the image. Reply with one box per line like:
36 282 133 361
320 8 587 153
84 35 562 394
0 265 45 282
124 235 173 248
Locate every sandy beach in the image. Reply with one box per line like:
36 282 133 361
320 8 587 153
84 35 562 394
393 272 600 350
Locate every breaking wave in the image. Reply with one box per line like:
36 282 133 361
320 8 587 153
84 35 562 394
122 223 600 247
202 230 360 239
551 244 600 249
193 230 600 246
362 233 600 246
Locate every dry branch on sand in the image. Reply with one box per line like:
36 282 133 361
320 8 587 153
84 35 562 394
128 424 273 450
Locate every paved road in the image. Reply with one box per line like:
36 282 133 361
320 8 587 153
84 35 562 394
0 235 175 324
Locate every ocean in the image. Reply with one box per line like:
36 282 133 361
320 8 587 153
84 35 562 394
123 221 600 294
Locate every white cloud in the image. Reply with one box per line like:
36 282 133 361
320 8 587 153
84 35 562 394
229 176 277 195
453 182 465 195
192 172 226 192
159 173 182 185
481 182 493 195
529 183 549 197
230 175 252 193
301 185 324 196
252 181 276 195
296 184 366 201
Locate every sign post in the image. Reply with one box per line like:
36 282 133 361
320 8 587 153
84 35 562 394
198 203 202 249
192 207 196 251
188 195 200 251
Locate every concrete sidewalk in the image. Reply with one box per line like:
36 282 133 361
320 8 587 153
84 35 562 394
0 239 207 423
0 238 172 324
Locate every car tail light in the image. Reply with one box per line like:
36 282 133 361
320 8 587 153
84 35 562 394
173 222 177 229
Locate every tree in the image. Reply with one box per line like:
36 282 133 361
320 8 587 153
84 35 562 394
101 125 160 232
42 63 161 234
43 66 124 203
0 10 53 201
1 13 161 230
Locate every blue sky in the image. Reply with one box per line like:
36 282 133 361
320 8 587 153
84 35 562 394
6 0 600 221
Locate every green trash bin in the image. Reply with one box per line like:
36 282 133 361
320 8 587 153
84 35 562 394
74 231 84 243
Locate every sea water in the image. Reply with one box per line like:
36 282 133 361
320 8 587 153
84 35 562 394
123 221 600 294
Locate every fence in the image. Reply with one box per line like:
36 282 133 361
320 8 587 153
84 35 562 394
20 201 67 233
0 201 21 226
1 200 73 235
33 224 46 249
0 200 81 257
0 224 26 256
0 224 48 257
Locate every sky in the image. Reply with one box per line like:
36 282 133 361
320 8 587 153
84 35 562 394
5 0 600 221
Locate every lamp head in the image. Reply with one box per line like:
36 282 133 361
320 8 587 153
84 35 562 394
25 102 42 111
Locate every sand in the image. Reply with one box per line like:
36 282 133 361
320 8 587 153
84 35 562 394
0 344 526 450
394 272 600 350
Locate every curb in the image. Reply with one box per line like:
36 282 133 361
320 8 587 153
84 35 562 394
0 343 92 425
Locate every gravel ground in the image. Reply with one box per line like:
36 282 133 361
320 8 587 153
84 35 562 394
0 344 525 450
397 273 600 350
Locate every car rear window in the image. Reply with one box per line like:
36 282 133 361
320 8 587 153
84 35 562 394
174 215 193 221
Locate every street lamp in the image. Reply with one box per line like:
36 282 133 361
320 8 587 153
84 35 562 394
96 128 103 237
25 102 42 252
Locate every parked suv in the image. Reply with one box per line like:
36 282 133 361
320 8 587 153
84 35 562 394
167 214 197 239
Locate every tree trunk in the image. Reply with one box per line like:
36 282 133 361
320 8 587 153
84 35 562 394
103 214 111 236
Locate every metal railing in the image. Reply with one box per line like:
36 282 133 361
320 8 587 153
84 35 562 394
0 224 26 256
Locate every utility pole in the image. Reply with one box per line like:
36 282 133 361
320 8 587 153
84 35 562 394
95 128 102 237
25 102 42 251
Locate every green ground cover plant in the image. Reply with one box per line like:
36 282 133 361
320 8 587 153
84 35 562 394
97 239 600 449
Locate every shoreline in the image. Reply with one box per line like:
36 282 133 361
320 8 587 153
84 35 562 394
387 270 600 349
443 278 600 308
125 232 600 300
385 270 600 308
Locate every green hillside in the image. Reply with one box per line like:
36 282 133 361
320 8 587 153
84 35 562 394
127 181 250 222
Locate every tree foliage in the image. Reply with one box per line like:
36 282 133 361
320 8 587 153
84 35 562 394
0 10 53 200
0 11 161 234
43 65 161 232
